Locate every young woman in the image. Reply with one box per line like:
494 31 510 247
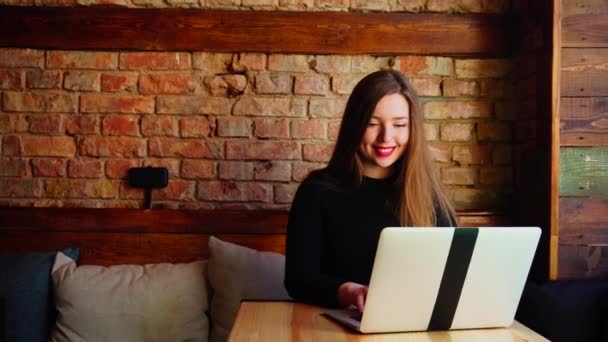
284 69 456 312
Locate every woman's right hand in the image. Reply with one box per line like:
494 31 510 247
337 282 368 313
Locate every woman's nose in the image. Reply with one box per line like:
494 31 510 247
379 125 393 142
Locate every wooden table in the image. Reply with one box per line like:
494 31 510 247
228 301 550 342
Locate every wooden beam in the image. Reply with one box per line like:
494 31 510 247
0 6 513 55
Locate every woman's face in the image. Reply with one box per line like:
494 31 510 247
358 93 410 179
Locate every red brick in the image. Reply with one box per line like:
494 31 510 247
148 138 223 158
204 74 247 96
453 145 491 164
157 180 196 201
66 115 98 135
441 123 475 142
309 97 347 118
303 143 333 162
424 101 491 119
254 161 291 181
43 179 117 198
101 72 138 92
31 158 67 177
0 157 28 176
274 183 299 204
255 73 292 94
242 0 277 6
141 115 178 137
442 79 480 97
291 119 326 139
350 0 386 9
331 75 362 95
351 56 392 73
68 159 104 178
455 59 512 78
314 56 351 73
451 188 502 211
328 120 341 141
441 167 476 185
0 116 11 134
292 161 324 181
254 118 290 138
316 0 348 8
139 73 194 95
2 91 77 113
233 97 306 117
294 75 329 95
232 53 267 71
394 0 425 11
182 160 217 179
192 52 232 73
102 115 140 136
219 161 254 180
217 117 252 137
429 143 451 162
268 54 310 72
26 70 61 89
2 135 21 156
480 167 511 185
197 181 272 202
157 95 232 115
492 144 512 165
81 95 154 113
63 71 100 91
119 52 191 70
119 183 143 200
399 56 453 76
480 79 513 99
0 178 41 197
79 136 146 157
278 0 314 9
423 122 438 141
226 141 300 160
410 78 441 96
180 117 213 137
0 70 23 89
28 115 62 136
0 49 44 68
47 51 117 69
478 122 511 141
20 136 76 157
428 0 509 13
106 159 141 178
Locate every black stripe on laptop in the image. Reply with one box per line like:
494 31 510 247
427 227 479 331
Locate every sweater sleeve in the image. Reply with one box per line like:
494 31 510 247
284 180 346 307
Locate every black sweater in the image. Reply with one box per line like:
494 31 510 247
284 174 455 307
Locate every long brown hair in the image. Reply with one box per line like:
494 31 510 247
312 69 455 226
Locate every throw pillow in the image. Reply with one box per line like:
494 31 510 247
50 252 209 342
0 247 79 342
207 236 291 342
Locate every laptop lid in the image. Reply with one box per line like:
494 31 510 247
357 227 540 333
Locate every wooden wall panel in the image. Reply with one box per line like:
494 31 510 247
560 97 608 145
561 48 608 96
0 6 513 55
562 0 608 47
559 147 608 196
559 197 608 245
558 244 608 279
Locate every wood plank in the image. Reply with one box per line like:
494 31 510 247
562 0 608 47
551 0 562 281
560 48 608 96
0 231 286 265
559 197 608 245
558 244 608 279
559 147 608 196
560 97 608 146
0 6 513 55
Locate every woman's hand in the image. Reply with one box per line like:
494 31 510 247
337 282 368 313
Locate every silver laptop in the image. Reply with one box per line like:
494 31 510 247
324 227 541 333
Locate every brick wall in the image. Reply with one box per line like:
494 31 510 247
0 0 515 210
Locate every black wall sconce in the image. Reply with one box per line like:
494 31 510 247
128 167 169 209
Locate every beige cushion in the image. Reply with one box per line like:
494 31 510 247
207 236 291 342
50 252 209 342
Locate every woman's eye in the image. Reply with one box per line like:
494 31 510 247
395 124 408 128
368 123 380 127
